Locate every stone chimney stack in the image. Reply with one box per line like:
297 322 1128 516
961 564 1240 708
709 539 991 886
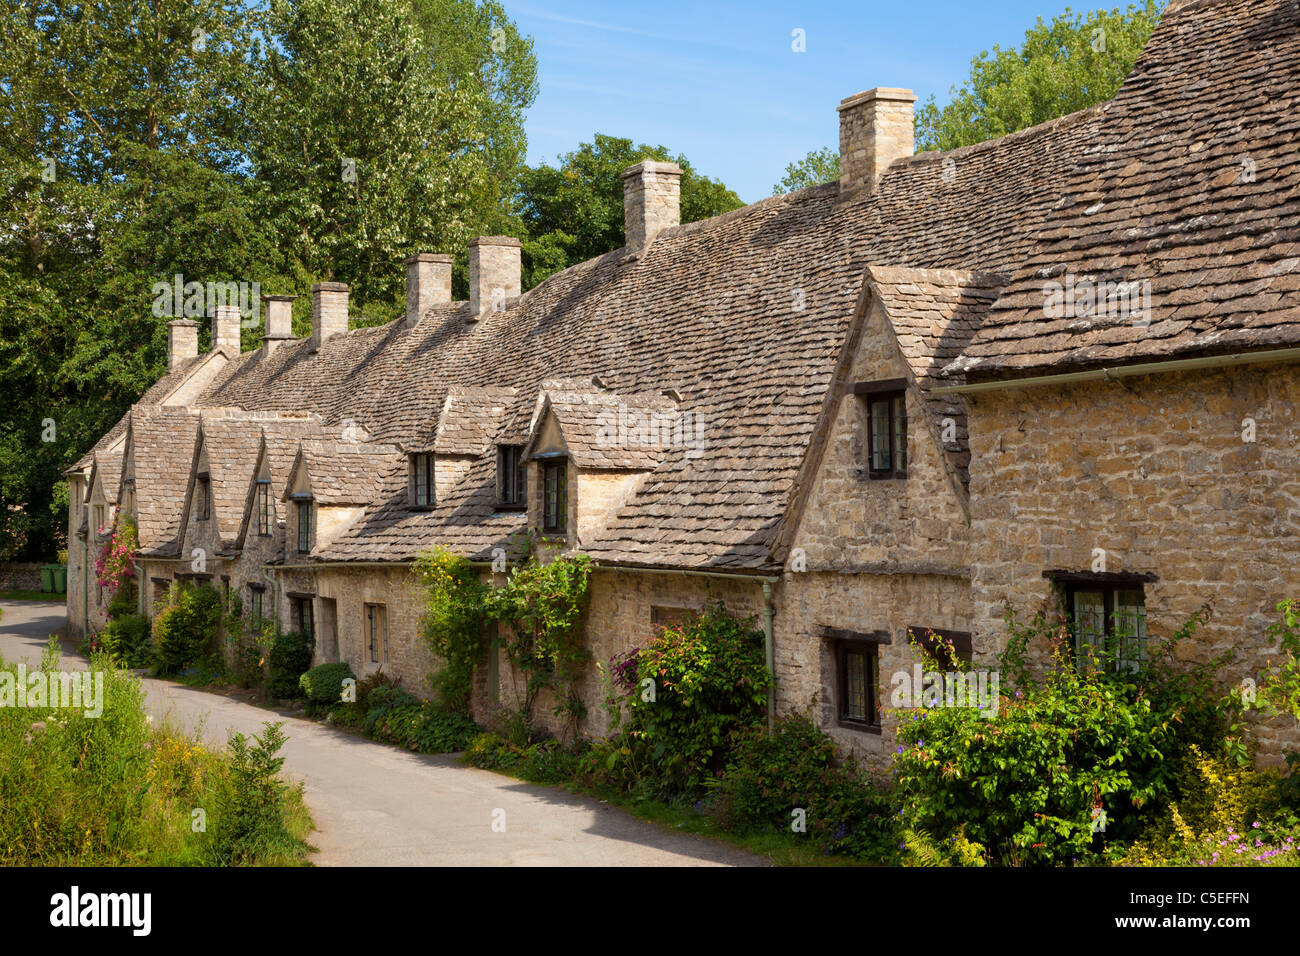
167 319 199 371
837 87 916 195
311 282 349 352
622 160 681 248
404 253 453 327
468 237 521 320
213 303 242 354
262 295 296 357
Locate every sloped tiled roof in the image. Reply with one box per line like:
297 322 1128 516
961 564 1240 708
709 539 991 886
526 385 680 471
188 412 326 549
83 0 1286 570
867 266 1008 487
950 0 1300 378
189 101 1093 569
90 452 123 506
65 354 208 475
287 440 403 505
125 407 201 555
429 386 516 456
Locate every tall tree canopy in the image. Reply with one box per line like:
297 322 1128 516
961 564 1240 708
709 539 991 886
516 133 744 289
0 0 745 561
0 0 539 559
915 1 1164 151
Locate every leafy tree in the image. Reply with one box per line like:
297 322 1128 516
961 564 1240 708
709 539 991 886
251 0 539 317
517 133 744 289
0 0 538 557
0 0 265 560
772 146 839 195
916 1 1164 151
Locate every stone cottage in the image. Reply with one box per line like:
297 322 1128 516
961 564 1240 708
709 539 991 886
64 0 1300 763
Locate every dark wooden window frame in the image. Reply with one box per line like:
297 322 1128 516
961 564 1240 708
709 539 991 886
497 445 527 510
291 595 315 640
852 379 908 479
1045 570 1156 671
411 452 435 509
294 497 313 553
818 626 889 733
248 583 266 621
256 480 272 536
540 457 568 535
365 602 387 664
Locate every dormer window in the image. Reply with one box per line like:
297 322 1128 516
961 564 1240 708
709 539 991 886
854 380 908 479
94 505 106 535
256 480 272 536
541 459 568 535
497 445 526 509
411 452 435 508
295 498 313 553
198 474 211 520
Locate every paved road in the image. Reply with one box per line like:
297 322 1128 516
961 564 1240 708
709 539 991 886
0 600 762 867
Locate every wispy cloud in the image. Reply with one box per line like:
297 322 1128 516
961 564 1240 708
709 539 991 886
510 2 765 55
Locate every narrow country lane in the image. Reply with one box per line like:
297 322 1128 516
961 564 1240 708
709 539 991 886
0 600 763 867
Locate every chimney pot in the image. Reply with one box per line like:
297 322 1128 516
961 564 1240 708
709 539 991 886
167 319 200 371
262 295 297 357
468 238 521 320
837 87 916 195
622 160 682 248
311 282 349 351
404 253 453 327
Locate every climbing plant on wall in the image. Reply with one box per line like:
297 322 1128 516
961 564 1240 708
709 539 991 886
413 546 594 733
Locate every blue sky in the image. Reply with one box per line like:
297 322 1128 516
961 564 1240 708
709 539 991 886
504 0 1078 202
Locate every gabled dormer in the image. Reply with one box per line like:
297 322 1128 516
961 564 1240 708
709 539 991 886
521 381 681 549
282 439 403 557
406 386 518 510
85 454 121 541
232 417 329 553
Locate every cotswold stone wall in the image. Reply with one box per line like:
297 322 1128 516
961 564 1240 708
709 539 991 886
791 299 969 573
779 297 974 769
967 362 1300 764
773 569 971 771
469 567 765 741
296 566 437 687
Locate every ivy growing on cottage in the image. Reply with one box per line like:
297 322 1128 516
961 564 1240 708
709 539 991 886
414 546 594 734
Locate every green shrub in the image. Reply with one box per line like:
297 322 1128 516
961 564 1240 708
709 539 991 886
106 581 137 620
620 601 772 794
414 548 488 712
517 739 589 784
1119 745 1300 866
97 613 154 668
709 714 900 861
299 662 356 705
267 629 314 699
357 685 480 753
894 604 1232 866
464 732 525 770
205 722 304 865
223 608 269 690
0 642 310 865
153 582 221 675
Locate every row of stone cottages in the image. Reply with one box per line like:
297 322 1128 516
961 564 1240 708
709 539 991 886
64 0 1300 765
